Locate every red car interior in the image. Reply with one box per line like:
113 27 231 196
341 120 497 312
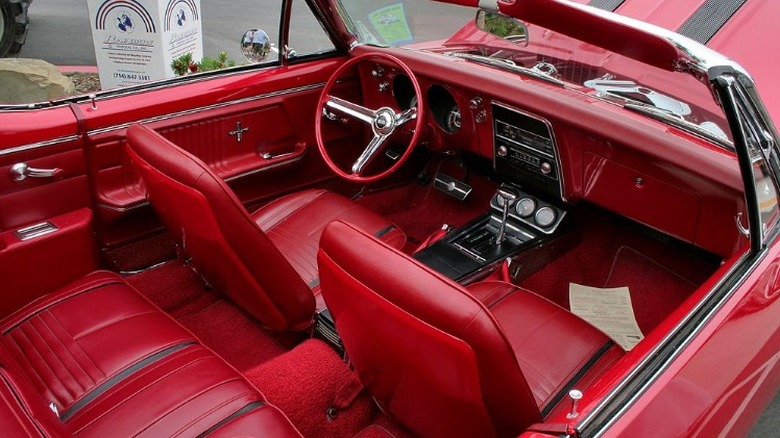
4 0 780 435
125 124 405 331
318 220 622 438
0 271 302 437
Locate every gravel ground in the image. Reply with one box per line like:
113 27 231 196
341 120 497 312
63 72 101 95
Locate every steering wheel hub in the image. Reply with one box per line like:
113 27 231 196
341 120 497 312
374 108 396 135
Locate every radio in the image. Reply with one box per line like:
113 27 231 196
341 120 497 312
492 103 561 198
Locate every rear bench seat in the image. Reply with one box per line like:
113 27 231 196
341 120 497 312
0 271 302 437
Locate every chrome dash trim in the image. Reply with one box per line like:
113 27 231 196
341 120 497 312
0 135 81 157
87 83 325 137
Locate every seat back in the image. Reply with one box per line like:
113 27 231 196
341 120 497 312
126 124 315 331
317 221 542 438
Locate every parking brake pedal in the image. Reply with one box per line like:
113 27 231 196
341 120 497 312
433 172 472 201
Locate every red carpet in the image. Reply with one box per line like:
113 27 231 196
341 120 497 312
177 300 287 371
604 246 698 333
520 209 719 335
356 166 497 244
127 262 287 370
246 339 377 438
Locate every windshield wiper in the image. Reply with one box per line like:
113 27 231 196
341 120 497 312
623 103 733 151
444 52 565 88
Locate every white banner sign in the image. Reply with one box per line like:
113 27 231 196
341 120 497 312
87 0 203 89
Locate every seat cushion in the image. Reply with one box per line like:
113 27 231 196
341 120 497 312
253 189 406 288
467 281 622 411
0 271 197 414
0 271 302 438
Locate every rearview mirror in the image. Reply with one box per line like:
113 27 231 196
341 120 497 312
475 10 529 47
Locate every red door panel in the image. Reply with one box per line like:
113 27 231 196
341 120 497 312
0 107 99 312
72 57 361 249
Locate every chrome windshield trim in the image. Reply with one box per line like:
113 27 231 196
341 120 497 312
561 1 751 82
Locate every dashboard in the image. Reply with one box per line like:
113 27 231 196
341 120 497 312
355 51 746 258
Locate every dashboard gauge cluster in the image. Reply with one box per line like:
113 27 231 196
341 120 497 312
490 185 566 234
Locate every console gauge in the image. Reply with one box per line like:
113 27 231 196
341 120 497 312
515 197 536 218
535 206 557 228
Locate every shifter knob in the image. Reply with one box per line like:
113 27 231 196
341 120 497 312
495 186 519 245
496 186 519 206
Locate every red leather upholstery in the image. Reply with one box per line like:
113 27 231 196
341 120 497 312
126 124 404 331
466 281 622 408
253 188 406 287
318 221 622 438
0 271 302 438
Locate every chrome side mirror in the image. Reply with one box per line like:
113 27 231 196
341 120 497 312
475 10 529 47
241 28 272 62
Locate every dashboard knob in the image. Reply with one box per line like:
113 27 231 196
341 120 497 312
540 162 552 175
378 82 390 92
497 145 508 157
469 97 483 110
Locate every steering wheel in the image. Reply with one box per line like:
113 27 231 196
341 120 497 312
315 52 424 183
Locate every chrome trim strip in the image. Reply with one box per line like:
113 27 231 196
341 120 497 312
223 153 306 182
87 83 325 136
97 201 150 212
15 222 59 241
577 249 755 436
0 135 81 157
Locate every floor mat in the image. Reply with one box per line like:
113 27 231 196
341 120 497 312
246 339 376 438
603 246 696 334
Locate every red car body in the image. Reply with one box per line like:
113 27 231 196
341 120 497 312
1 0 779 437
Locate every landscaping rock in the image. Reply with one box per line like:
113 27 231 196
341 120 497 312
0 58 76 104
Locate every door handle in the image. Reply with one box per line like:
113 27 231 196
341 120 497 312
9 163 63 181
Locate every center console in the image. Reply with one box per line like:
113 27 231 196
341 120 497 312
414 184 567 282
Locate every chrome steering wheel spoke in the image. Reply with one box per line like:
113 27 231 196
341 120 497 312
325 96 376 125
395 107 417 126
352 133 390 175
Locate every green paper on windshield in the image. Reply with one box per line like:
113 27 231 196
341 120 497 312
369 3 413 45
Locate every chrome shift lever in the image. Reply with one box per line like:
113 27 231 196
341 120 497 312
495 186 518 245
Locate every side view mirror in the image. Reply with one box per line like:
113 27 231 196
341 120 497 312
475 9 529 47
241 28 272 62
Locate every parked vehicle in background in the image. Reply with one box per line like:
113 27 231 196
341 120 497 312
0 0 31 57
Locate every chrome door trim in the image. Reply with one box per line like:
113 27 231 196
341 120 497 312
0 135 81 157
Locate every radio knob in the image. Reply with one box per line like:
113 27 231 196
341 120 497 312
497 145 508 157
540 162 552 175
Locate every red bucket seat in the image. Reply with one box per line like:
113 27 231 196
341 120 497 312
126 124 405 331
318 221 624 438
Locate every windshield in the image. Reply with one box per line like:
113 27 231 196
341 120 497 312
337 0 732 145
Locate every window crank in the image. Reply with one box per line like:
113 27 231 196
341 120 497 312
9 163 63 182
